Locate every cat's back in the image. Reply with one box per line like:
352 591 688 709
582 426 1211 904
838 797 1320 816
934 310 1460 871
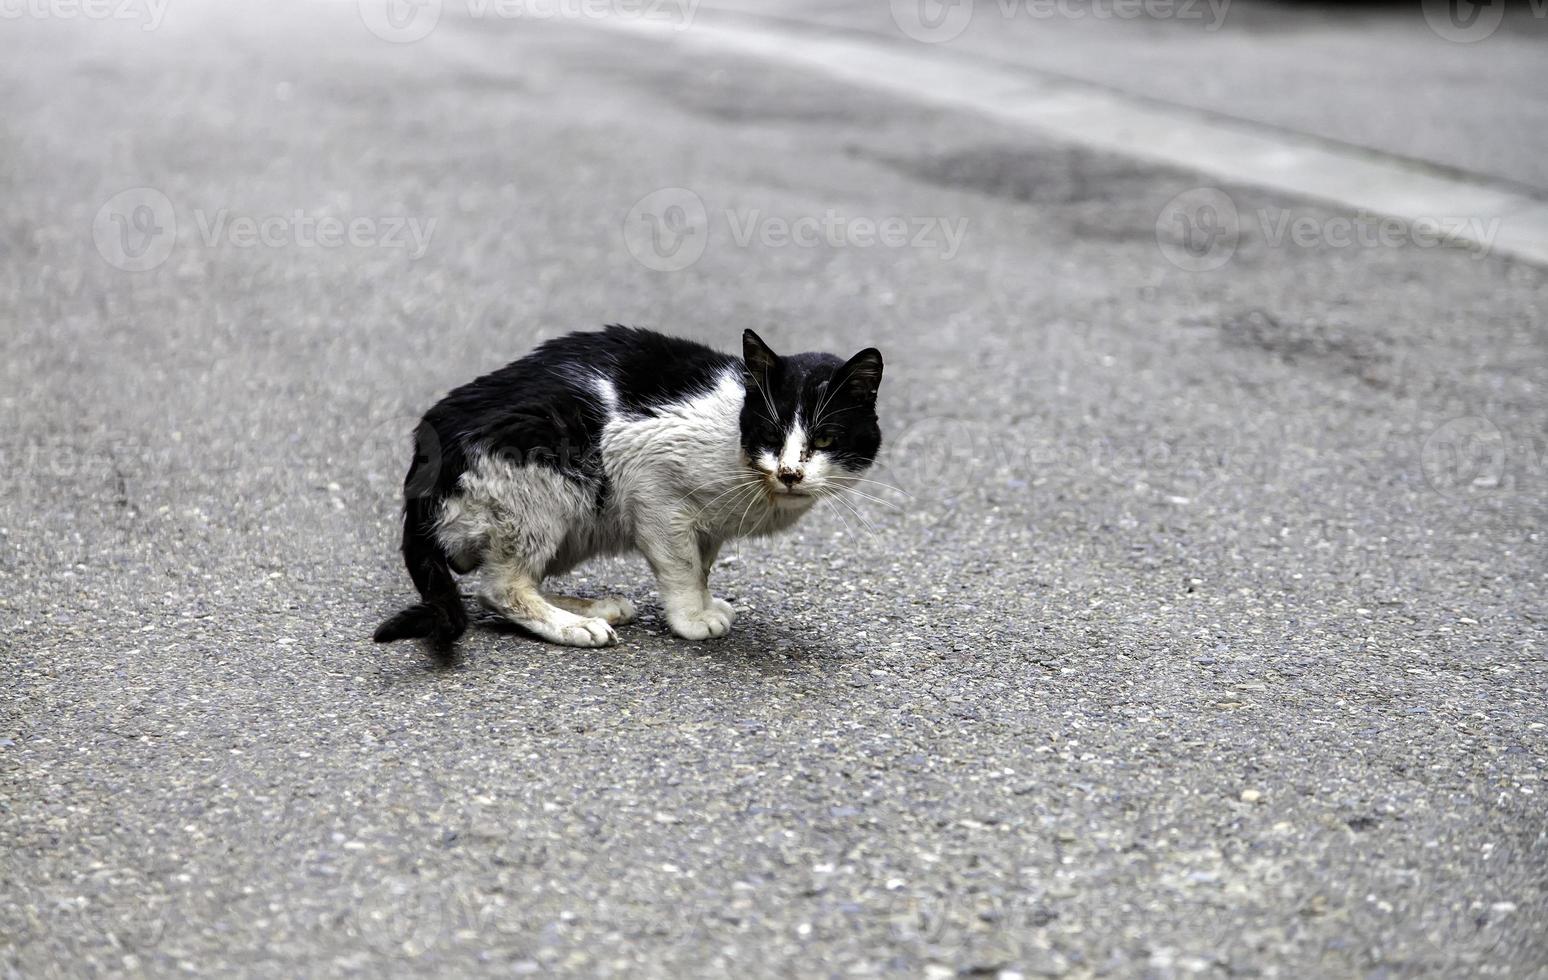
419 326 741 489
552 325 741 414
433 326 734 417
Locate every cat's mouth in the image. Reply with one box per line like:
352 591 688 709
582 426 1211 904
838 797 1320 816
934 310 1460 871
769 486 815 505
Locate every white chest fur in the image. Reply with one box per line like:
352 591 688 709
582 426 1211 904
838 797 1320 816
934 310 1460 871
596 371 804 542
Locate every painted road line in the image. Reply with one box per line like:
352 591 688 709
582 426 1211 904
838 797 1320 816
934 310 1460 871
592 11 1548 267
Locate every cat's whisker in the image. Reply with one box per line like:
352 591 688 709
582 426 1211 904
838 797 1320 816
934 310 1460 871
694 487 763 532
735 484 769 541
690 478 765 515
811 355 875 429
811 369 853 430
811 403 863 430
682 471 763 497
826 483 905 512
816 490 879 543
837 475 913 498
749 371 781 429
818 496 862 541
812 483 872 523
830 488 885 536
715 482 767 521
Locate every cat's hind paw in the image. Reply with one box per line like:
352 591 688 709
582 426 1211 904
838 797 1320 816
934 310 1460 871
591 596 637 626
544 593 637 626
666 605 733 641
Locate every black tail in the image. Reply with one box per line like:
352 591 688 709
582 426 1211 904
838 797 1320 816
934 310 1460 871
374 494 468 660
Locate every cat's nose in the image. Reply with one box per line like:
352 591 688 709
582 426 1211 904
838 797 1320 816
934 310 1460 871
777 468 803 487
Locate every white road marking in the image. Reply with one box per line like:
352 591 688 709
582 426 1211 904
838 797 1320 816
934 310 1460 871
591 11 1548 267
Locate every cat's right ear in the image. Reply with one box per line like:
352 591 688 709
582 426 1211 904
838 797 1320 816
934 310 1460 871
743 329 779 382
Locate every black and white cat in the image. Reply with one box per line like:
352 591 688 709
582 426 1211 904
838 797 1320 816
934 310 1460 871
373 326 884 655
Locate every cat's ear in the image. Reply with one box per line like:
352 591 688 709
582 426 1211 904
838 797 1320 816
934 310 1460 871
838 347 884 400
743 329 779 381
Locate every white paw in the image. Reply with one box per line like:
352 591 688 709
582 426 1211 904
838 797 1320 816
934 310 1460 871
593 596 637 626
557 617 618 648
667 605 733 641
707 595 736 622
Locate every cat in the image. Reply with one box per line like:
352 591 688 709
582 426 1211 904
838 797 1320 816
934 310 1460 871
373 325 884 656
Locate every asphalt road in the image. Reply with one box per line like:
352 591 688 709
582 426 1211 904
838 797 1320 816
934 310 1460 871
3 1 1546 977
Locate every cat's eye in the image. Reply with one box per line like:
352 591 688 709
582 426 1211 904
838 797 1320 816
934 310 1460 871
812 435 835 449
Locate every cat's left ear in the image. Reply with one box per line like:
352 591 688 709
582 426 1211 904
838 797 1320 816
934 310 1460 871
839 347 883 400
743 329 780 382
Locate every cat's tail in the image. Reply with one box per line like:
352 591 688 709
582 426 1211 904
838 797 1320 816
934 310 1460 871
373 497 468 659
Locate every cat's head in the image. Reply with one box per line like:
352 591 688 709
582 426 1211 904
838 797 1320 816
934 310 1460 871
738 329 883 508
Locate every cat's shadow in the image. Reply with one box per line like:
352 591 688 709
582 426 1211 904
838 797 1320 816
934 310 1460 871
375 603 835 679
470 607 830 667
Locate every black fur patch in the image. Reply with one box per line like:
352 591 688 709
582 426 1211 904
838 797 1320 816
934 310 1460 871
740 329 883 470
415 325 739 499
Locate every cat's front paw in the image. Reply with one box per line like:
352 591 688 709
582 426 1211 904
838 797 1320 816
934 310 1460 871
558 617 618 648
666 604 733 641
707 595 736 622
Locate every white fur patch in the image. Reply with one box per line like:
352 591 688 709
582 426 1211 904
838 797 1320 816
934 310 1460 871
436 450 618 579
776 414 805 476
